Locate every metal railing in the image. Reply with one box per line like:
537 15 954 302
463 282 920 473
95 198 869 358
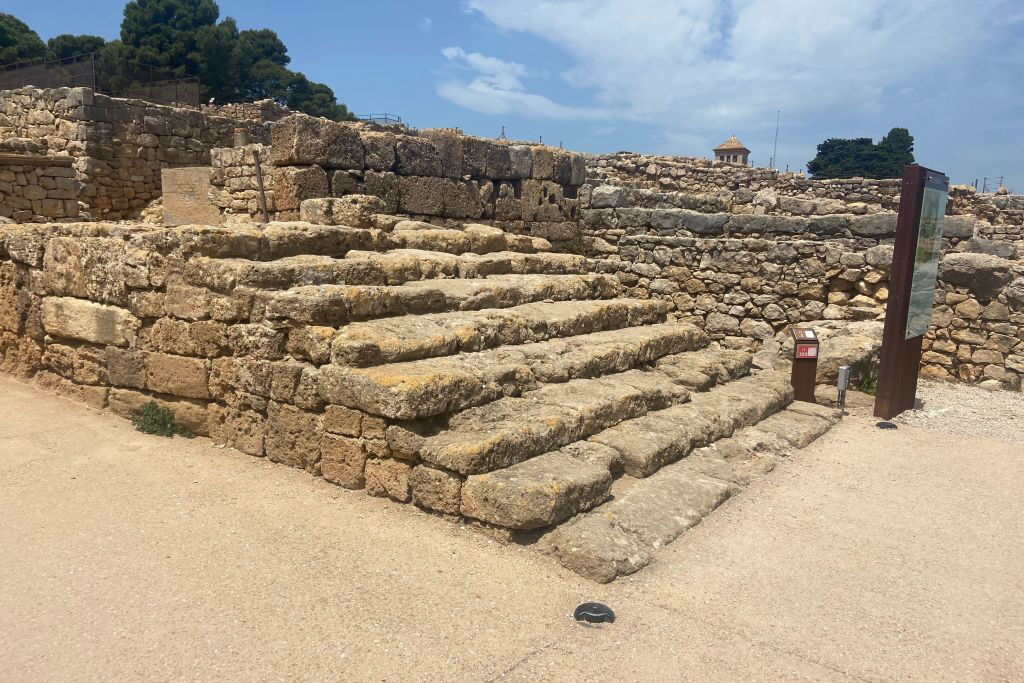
358 113 403 125
0 51 200 106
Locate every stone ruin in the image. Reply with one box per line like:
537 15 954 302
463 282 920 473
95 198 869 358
2 86 1023 582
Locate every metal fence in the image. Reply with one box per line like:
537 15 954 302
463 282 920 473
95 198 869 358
0 52 200 106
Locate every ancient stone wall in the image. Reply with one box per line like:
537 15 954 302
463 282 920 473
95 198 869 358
0 87 278 220
209 113 587 250
0 154 79 222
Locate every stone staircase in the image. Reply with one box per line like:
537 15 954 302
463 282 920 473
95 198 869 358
157 211 843 581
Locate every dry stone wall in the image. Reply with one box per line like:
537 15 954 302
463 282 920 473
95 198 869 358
0 87 279 221
210 114 587 250
0 154 79 222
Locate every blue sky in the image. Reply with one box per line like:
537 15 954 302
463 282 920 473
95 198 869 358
9 0 1024 189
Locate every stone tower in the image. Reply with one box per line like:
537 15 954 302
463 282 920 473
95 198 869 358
713 136 750 165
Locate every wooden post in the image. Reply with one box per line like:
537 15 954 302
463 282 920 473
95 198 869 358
874 165 948 419
252 149 270 224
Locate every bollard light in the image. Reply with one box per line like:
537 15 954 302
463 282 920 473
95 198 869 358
837 365 851 412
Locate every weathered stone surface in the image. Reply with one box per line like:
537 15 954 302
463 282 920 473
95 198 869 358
265 401 321 470
364 458 412 502
397 175 445 215
207 404 265 455
319 322 704 420
161 167 220 226
272 165 329 211
395 137 442 177
409 465 463 514
461 452 611 529
320 433 367 488
754 408 833 448
299 195 387 228
359 131 396 172
41 297 141 347
938 253 1014 300
144 352 210 399
108 388 210 436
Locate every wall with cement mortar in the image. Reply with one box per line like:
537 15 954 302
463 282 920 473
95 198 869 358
0 87 279 221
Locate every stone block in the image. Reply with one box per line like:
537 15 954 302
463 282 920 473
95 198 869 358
299 195 388 228
395 137 442 177
145 352 211 399
485 144 512 179
364 458 412 502
441 179 485 219
207 403 265 455
397 175 445 215
461 138 489 178
108 389 210 437
272 165 328 211
409 465 463 515
42 297 140 347
106 346 146 389
363 171 400 213
359 131 396 171
265 401 321 470
43 237 127 306
161 167 220 226
320 433 367 488
323 404 363 437
421 129 462 178
508 145 533 179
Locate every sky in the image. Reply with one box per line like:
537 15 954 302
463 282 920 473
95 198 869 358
8 0 1024 190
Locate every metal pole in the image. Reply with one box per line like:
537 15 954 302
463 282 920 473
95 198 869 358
253 149 270 223
771 110 780 169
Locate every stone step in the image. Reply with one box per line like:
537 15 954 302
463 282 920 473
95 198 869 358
174 223 387 261
331 298 670 367
538 400 842 583
184 249 589 292
453 366 777 531
415 369 692 476
384 222 550 255
588 370 792 477
654 348 753 390
258 273 623 327
319 322 707 420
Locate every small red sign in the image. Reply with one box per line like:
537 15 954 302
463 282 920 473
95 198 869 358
796 343 818 359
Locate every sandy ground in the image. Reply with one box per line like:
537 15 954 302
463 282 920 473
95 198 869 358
1 374 1022 682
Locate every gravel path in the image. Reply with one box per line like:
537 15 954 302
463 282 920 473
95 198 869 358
895 379 1024 442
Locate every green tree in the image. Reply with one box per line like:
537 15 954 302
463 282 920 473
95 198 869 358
0 12 50 65
47 34 107 60
807 128 915 179
119 0 219 76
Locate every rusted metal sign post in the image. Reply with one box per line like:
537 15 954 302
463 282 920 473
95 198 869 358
874 165 949 419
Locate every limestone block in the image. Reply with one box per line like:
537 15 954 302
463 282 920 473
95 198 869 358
530 146 554 180
363 170 399 213
590 186 628 209
106 346 147 389
395 136 442 177
409 465 463 515
207 404 265 455
938 253 1013 300
323 404 363 437
42 237 127 306
272 165 328 211
551 150 573 184
508 145 533 179
485 143 512 179
42 297 140 347
270 114 364 169
460 452 611 529
108 389 210 437
849 213 897 237
265 401 322 470
34 371 109 410
161 167 220 226
364 457 412 501
397 175 445 215
320 433 367 488
421 129 462 178
441 179 484 219
461 138 489 178
144 352 210 399
300 195 388 228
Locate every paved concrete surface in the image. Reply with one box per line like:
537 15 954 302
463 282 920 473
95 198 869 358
1 374 1022 681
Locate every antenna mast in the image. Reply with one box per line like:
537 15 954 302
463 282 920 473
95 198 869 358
770 110 780 169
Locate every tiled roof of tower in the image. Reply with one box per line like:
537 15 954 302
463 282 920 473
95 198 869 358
714 136 750 152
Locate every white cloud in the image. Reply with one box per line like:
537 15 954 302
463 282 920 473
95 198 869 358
457 0 1017 128
438 46 617 119
418 17 433 33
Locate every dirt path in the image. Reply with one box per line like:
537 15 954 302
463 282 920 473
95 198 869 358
1 375 1022 681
